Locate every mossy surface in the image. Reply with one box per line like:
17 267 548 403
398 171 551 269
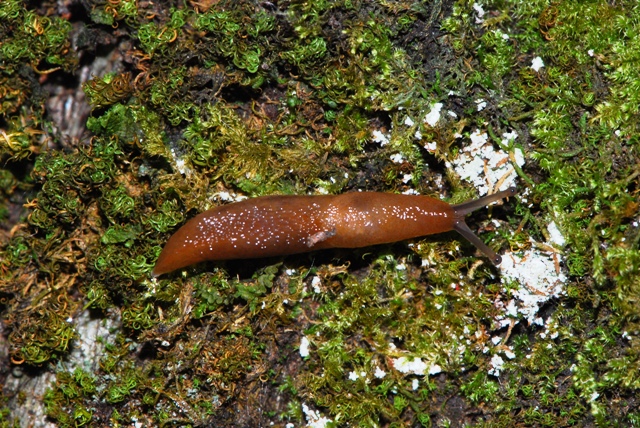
1 0 639 426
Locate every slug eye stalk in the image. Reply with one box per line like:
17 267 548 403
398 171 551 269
451 187 517 265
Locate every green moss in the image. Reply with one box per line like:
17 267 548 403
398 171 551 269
105 371 139 403
182 103 244 167
3 236 32 269
86 103 139 141
144 200 183 233
3 0 640 425
138 8 188 55
93 0 138 26
0 117 44 161
0 398 11 427
83 73 133 110
0 0 75 72
100 186 136 224
10 308 77 365
194 272 232 318
281 37 327 71
148 66 192 126
194 8 273 71
101 224 139 247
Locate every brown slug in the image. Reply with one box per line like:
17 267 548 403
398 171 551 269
151 187 516 277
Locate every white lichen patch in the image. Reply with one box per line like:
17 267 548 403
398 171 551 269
424 102 443 127
498 246 567 325
402 188 420 195
215 191 247 203
311 276 322 293
347 370 368 382
372 129 390 146
429 364 442 375
299 336 310 358
392 356 428 375
302 403 333 428
531 56 545 72
404 116 415 127
390 153 405 163
170 148 191 175
446 129 524 195
547 221 566 247
473 2 485 24
496 29 510 40
391 356 441 377
488 354 504 376
423 141 437 152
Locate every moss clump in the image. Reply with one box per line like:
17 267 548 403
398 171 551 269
2 0 640 426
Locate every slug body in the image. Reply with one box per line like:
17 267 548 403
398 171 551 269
152 188 516 277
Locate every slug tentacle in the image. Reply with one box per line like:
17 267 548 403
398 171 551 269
453 220 502 265
450 187 516 265
451 187 516 217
